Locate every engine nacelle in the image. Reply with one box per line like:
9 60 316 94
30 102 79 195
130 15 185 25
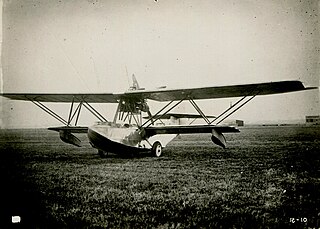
59 130 81 147
211 129 226 149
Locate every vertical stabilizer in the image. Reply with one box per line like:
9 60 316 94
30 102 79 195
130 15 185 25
131 74 140 90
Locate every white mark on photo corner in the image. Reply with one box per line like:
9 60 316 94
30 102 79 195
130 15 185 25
12 216 21 223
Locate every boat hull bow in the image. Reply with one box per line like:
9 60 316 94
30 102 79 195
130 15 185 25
87 123 149 155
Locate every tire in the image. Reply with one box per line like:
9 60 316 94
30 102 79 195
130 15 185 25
151 141 162 157
98 150 108 158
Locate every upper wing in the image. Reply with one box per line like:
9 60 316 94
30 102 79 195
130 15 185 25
123 80 315 101
1 80 316 103
0 93 120 103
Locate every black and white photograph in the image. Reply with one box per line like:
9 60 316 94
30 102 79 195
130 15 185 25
0 0 319 228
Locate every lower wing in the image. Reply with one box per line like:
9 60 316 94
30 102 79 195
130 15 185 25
144 125 239 148
144 125 239 137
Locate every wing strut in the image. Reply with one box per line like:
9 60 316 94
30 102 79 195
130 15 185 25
188 99 211 124
74 102 83 126
26 97 108 127
142 99 185 128
125 103 140 126
140 100 175 127
67 97 75 126
82 101 108 123
28 98 68 125
210 91 259 125
67 100 83 126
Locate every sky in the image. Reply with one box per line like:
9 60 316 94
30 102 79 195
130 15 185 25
0 0 319 128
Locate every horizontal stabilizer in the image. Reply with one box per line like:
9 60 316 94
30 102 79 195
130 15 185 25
143 113 216 119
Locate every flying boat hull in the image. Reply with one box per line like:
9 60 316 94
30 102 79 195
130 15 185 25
88 123 150 155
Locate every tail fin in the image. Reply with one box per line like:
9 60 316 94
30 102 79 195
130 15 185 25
131 74 140 90
128 74 144 91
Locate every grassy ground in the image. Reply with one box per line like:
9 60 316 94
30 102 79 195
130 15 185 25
0 126 319 228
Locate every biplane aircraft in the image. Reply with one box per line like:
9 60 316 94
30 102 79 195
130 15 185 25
1 76 316 157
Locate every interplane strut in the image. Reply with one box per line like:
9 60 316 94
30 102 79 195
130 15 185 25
210 91 260 125
27 96 108 127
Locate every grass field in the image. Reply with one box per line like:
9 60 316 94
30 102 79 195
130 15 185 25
0 126 319 228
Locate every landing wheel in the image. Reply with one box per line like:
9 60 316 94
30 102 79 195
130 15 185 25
151 141 162 157
98 150 108 158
